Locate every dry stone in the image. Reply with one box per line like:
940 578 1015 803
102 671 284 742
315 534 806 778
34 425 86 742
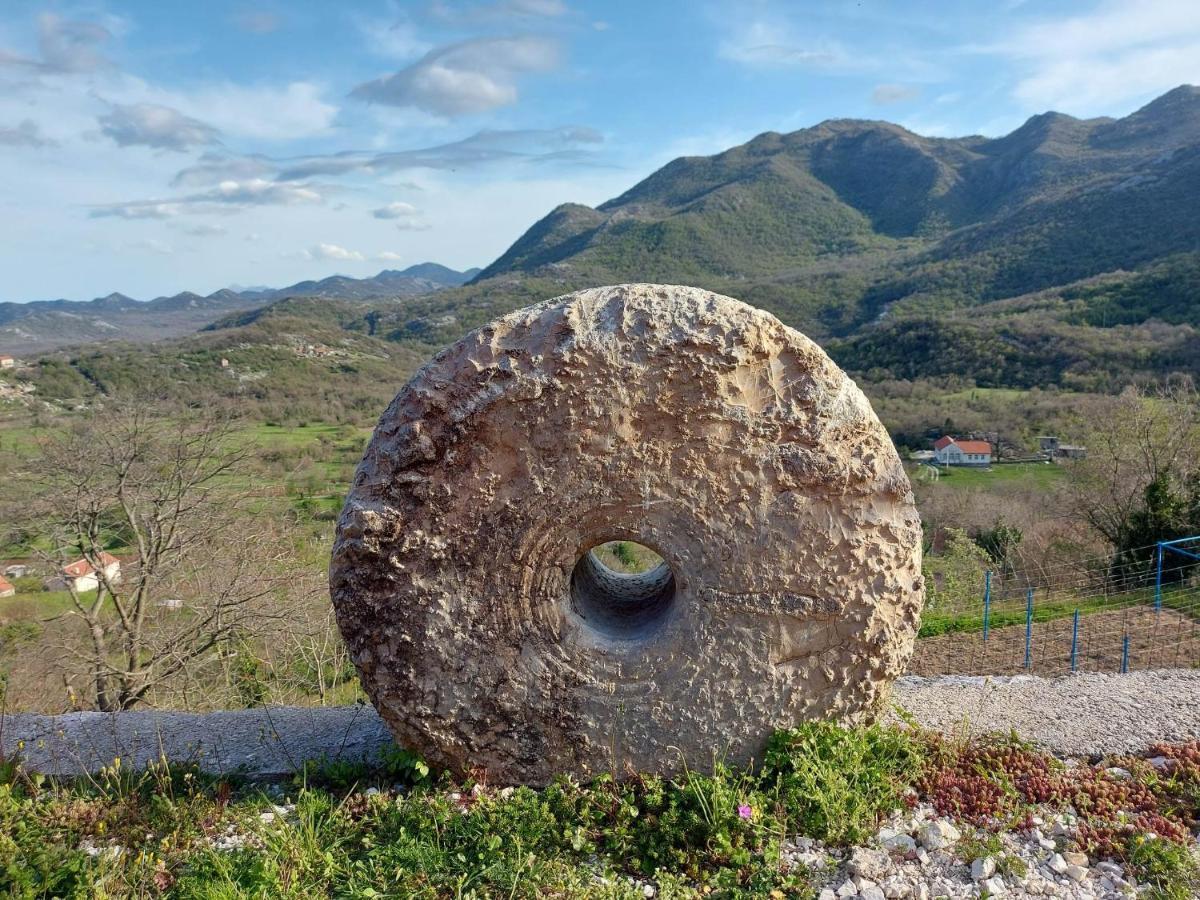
330 283 923 784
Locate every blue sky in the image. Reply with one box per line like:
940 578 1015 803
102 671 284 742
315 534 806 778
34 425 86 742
1 0 1198 302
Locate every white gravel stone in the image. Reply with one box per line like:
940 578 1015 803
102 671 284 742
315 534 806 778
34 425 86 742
980 875 1007 896
970 856 996 880
919 819 962 851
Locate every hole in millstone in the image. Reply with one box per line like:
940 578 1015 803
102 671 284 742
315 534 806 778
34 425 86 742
570 541 676 640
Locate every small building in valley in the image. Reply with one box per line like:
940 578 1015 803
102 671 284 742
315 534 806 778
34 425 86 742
3 564 28 579
50 552 122 593
0 576 14 597
1039 436 1087 460
933 435 993 466
0 355 14 369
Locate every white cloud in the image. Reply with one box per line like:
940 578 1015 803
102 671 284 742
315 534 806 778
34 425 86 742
98 102 221 150
871 84 921 105
372 200 420 219
982 0 1200 112
377 250 405 261
351 36 560 116
0 118 54 147
165 81 337 141
172 153 275 188
306 242 365 261
90 178 328 219
0 13 115 74
718 20 844 68
279 126 602 178
172 222 228 237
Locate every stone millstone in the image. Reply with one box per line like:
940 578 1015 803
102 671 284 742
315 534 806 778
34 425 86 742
330 284 923 785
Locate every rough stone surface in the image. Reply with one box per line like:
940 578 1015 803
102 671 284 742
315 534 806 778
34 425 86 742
5 670 1200 778
329 283 924 784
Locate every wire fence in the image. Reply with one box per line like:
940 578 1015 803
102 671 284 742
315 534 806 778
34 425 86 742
908 538 1200 676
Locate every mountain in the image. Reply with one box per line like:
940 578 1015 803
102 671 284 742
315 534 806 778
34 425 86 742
366 86 1200 389
0 263 475 355
9 87 1200 400
237 263 479 303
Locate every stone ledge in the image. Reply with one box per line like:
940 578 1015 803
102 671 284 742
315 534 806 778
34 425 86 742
0 704 391 778
4 671 1198 777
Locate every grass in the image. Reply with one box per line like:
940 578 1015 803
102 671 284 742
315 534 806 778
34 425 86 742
918 583 1200 638
2 725 1198 899
0 722 921 899
910 460 1067 491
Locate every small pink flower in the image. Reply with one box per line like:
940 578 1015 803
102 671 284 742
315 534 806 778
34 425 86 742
737 804 753 819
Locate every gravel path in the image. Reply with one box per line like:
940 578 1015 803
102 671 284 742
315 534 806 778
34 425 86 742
892 669 1200 756
4 670 1199 777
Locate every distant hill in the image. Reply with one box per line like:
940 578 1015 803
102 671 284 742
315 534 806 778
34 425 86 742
0 263 476 355
9 87 1200 399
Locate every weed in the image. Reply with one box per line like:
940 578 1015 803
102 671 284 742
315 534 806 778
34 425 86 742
763 721 922 845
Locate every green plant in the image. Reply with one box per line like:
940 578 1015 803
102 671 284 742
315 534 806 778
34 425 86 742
763 722 921 845
1125 833 1200 900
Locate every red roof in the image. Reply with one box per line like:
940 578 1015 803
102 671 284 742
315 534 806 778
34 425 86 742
0 576 13 594
934 436 992 454
62 552 120 579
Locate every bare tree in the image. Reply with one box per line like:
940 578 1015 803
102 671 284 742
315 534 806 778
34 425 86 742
8 405 299 711
1064 381 1200 552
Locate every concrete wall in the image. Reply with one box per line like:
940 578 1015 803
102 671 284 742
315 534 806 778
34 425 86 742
1 704 392 778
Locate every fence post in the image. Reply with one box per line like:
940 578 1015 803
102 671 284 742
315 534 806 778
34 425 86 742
1024 588 1034 671
1070 609 1080 673
1155 542 1164 612
1120 632 1130 674
983 570 992 642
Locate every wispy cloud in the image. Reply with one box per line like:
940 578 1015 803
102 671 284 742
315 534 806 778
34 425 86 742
351 35 560 116
0 119 55 147
871 84 921 105
98 102 222 150
0 13 115 74
276 126 603 179
427 0 568 24
717 19 844 68
89 179 328 219
172 153 276 188
979 0 1200 111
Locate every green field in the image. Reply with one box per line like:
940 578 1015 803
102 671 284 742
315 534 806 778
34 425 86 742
909 460 1067 490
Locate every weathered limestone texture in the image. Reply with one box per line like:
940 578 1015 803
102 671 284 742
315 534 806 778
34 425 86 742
330 283 923 784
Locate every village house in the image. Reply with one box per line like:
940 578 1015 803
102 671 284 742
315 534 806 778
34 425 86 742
47 552 122 593
0 355 14 369
0 576 14 598
4 564 28 579
932 435 993 466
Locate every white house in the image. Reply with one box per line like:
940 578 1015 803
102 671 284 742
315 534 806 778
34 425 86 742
933 436 993 466
55 552 121 593
0 355 14 369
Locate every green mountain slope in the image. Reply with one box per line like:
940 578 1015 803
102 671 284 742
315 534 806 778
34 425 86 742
10 86 1200 412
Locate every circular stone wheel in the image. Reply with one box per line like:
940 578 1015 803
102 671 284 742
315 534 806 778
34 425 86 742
330 284 923 785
